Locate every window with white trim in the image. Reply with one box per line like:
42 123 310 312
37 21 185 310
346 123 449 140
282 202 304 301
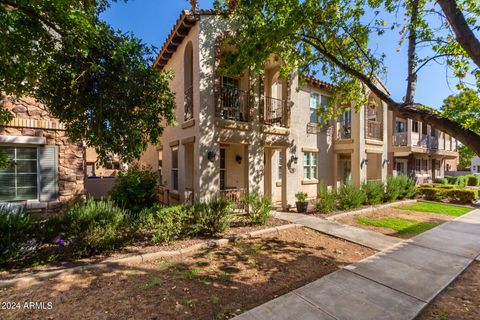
309 93 319 123
415 159 421 174
422 159 429 174
0 147 38 201
278 151 283 180
303 152 317 179
171 147 178 190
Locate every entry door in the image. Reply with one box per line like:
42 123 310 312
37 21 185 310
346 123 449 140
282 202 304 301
340 158 352 184
395 160 408 176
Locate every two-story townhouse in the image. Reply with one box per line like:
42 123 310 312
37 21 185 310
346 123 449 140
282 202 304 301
0 95 84 213
388 111 459 184
143 9 391 209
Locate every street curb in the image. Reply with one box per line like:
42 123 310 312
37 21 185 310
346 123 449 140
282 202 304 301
0 223 301 289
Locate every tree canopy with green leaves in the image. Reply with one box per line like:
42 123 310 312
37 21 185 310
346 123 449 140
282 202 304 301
214 0 480 154
0 0 175 163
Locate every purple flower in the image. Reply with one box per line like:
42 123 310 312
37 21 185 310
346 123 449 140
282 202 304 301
56 239 65 246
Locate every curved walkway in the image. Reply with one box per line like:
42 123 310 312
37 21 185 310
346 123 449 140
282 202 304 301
234 209 480 320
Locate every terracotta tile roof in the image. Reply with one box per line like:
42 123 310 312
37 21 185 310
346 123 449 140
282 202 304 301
303 75 333 90
154 9 221 69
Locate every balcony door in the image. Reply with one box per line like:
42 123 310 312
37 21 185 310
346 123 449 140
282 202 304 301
221 76 246 122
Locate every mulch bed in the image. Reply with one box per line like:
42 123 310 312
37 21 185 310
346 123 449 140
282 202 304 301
0 218 288 281
332 207 454 239
417 261 480 320
0 227 374 320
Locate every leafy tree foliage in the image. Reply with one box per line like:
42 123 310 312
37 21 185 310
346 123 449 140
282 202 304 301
0 0 175 163
442 89 480 134
457 144 476 170
214 0 480 154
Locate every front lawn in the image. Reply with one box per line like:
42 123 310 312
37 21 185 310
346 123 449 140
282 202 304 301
396 202 472 217
356 216 440 236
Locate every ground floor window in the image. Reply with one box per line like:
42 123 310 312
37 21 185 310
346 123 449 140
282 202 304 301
220 148 226 190
278 151 283 180
171 147 178 190
415 159 421 174
303 152 317 179
422 159 429 174
0 147 38 201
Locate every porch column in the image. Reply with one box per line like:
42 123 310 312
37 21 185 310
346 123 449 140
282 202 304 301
281 148 288 211
407 118 413 146
333 153 339 188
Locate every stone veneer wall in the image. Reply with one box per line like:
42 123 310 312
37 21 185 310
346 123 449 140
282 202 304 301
0 96 84 213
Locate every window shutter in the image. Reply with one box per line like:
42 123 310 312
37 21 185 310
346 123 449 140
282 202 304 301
39 145 58 201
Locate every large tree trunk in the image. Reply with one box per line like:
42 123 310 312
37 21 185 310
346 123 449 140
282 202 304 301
437 0 480 69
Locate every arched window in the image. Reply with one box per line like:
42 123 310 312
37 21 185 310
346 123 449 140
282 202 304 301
184 41 194 121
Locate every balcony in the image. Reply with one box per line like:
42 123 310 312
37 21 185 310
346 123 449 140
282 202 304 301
337 123 352 140
264 96 290 128
366 120 383 140
184 86 193 121
216 86 250 122
393 132 408 146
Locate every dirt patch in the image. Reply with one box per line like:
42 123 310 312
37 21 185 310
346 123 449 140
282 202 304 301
0 227 374 320
417 261 480 320
333 207 454 239
0 218 288 281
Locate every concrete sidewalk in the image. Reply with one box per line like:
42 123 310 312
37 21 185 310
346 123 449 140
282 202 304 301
274 212 402 251
235 209 480 320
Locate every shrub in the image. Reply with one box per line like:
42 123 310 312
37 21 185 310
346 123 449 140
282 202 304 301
396 175 416 199
446 189 478 204
337 183 365 210
192 197 233 236
60 198 132 256
384 176 402 202
362 181 384 205
109 164 158 215
415 187 446 202
295 192 308 202
0 205 40 266
241 192 272 225
467 175 479 186
316 183 337 213
433 178 448 185
455 176 468 187
139 204 192 243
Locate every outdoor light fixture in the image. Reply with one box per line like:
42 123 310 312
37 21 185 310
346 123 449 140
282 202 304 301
235 155 242 164
361 159 369 167
207 150 216 163
290 154 298 164
383 159 390 167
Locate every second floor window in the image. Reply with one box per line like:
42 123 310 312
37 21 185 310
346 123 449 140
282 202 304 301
412 121 419 133
310 93 320 123
396 121 406 133
303 152 317 180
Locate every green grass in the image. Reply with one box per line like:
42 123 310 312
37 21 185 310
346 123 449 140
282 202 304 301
356 216 441 235
396 202 472 217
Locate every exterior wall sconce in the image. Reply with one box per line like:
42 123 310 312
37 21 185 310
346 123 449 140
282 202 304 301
235 155 242 164
290 154 298 164
383 159 390 167
361 159 369 167
207 150 216 163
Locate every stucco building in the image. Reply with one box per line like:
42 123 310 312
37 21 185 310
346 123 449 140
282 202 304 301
142 9 459 209
0 95 84 213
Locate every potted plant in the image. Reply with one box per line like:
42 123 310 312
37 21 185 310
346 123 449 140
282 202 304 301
295 192 309 213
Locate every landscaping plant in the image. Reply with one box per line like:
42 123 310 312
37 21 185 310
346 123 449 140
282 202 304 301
316 182 337 213
139 204 193 243
0 205 40 267
193 197 234 236
241 192 272 225
295 191 309 213
59 198 132 256
396 175 416 199
109 164 158 215
362 181 384 205
337 183 365 210
384 176 402 202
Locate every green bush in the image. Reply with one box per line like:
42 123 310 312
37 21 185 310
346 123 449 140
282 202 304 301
397 175 416 199
362 181 384 205
139 204 192 243
433 178 448 185
60 198 132 256
415 187 446 202
337 183 365 210
0 205 40 265
446 189 478 204
316 183 337 213
241 192 272 225
384 176 402 202
467 175 479 186
455 175 468 187
295 192 308 202
192 197 233 236
109 164 158 215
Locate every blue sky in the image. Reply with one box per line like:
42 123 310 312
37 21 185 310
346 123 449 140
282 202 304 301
101 0 463 109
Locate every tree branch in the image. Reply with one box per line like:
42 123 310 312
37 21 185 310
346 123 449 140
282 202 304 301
437 0 480 68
